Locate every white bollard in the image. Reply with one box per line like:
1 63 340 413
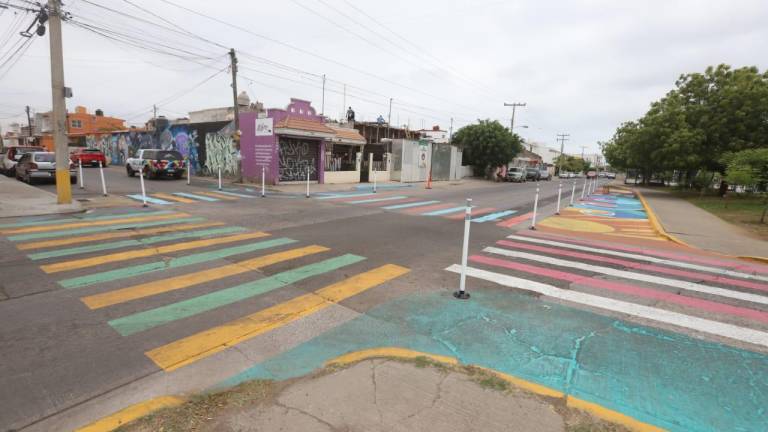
570 180 576 205
78 158 84 189
306 167 310 198
261 166 266 198
186 159 191 186
138 165 148 207
555 181 562 215
581 177 587 199
98 160 107 196
218 167 222 191
454 198 472 300
530 184 540 230
373 169 377 193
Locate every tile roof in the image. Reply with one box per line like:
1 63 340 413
274 116 335 135
327 125 366 144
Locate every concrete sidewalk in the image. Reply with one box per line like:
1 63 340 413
0 175 81 218
637 187 768 257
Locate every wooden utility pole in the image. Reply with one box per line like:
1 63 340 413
229 48 241 182
503 102 526 131
556 133 570 175
48 0 71 204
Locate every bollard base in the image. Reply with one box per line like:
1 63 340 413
453 290 470 300
530 226 537 230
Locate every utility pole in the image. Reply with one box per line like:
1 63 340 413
449 117 454 143
387 97 392 139
342 83 346 121
503 102 526 131
48 0 71 204
152 104 157 126
229 48 241 182
580 145 587 160
321 74 326 116
556 133 570 175
25 105 32 143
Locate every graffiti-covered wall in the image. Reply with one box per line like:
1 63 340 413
204 132 239 176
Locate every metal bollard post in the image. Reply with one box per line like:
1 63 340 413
78 158 84 189
454 198 472 300
581 177 587 199
138 164 148 208
186 159 191 186
570 180 576 205
555 181 562 215
530 183 540 230
306 167 310 198
373 169 377 193
218 167 222 191
261 166 266 198
98 160 107 196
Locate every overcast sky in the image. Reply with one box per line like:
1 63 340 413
0 0 765 155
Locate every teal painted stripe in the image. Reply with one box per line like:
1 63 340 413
8 217 206 242
210 190 255 198
348 195 408 204
421 206 465 216
126 195 172 205
174 192 219 202
382 200 439 210
316 192 376 200
472 210 516 223
0 210 173 229
28 226 246 260
110 253 366 336
58 238 298 289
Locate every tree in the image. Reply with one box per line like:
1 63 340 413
453 120 523 176
553 155 591 173
722 149 768 222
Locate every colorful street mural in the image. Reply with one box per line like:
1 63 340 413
204 133 238 176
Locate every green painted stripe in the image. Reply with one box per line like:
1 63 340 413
0 210 174 229
28 226 247 260
58 238 298 289
7 217 206 242
110 253 366 336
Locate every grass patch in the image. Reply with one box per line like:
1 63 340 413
672 191 768 240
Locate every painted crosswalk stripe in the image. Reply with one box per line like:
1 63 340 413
110 253 366 336
472 254 768 324
8 217 206 242
146 263 410 371
58 238 297 289
82 245 330 309
210 190 256 198
152 192 196 203
28 227 247 260
483 247 768 306
199 191 239 200
381 200 439 210
173 192 219 202
348 195 408 204
0 212 190 235
472 210 516 223
16 222 226 250
445 264 768 348
421 206 466 216
41 231 269 274
0 210 173 229
316 192 377 200
446 207 497 220
507 235 768 283
496 212 534 227
403 203 456 214
126 195 172 205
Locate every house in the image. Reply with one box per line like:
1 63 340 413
35 106 126 150
418 125 450 144
509 148 543 168
188 92 263 123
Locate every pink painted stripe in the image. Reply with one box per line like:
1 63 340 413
402 202 456 214
522 230 768 275
497 240 768 293
496 212 534 227
361 197 419 207
470 254 768 324
446 207 497 220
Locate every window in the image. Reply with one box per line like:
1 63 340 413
71 119 82 128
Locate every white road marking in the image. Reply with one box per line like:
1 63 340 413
445 264 768 348
484 247 768 306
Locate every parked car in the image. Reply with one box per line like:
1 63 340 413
605 172 617 179
525 167 540 181
586 170 597 178
15 152 76 185
598 172 606 178
506 167 526 182
1 145 44 177
538 168 551 181
70 148 108 167
126 149 186 179
558 171 570 178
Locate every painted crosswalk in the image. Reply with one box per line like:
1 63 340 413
2 208 410 377
446 231 768 350
123 188 262 205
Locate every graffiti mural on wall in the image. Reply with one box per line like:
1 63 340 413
204 133 239 176
279 138 318 181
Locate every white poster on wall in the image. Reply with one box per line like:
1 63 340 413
255 117 274 136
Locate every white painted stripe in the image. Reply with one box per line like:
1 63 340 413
126 195 171 205
484 247 768 306
508 235 768 283
348 195 408 204
382 200 439 210
472 210 516 223
421 206 466 216
173 192 219 202
446 264 768 348
211 190 255 198
315 192 377 200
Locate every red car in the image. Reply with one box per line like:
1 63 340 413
70 148 108 167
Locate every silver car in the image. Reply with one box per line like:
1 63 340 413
15 152 77 185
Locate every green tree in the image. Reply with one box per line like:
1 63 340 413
454 120 523 176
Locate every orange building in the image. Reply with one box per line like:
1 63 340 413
37 106 126 150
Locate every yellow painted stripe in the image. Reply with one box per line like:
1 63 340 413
199 191 239 200
146 264 410 371
152 192 196 203
16 222 225 250
40 231 269 274
477 367 564 398
566 397 665 432
0 213 189 235
82 245 329 309
74 396 184 432
327 347 458 367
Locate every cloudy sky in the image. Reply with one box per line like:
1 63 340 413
0 0 765 155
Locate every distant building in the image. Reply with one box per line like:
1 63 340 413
526 141 561 166
35 106 126 150
188 92 263 124
418 125 450 144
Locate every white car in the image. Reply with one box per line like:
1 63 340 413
1 145 44 176
15 151 76 185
